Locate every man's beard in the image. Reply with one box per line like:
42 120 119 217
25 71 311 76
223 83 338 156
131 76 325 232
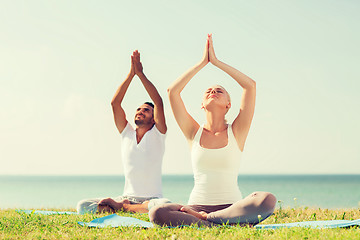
135 119 145 126
135 118 153 126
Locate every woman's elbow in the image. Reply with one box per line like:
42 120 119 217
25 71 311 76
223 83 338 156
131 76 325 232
246 79 256 90
167 87 174 96
167 86 182 99
250 79 256 89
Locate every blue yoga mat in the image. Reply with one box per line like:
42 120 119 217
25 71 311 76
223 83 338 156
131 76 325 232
78 214 360 229
255 219 360 229
78 214 154 228
17 210 78 215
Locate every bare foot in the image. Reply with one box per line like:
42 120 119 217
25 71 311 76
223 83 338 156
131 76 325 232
119 199 131 211
98 198 131 212
180 206 208 220
98 204 116 213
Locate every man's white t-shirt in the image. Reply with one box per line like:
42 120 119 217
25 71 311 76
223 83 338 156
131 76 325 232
120 123 166 198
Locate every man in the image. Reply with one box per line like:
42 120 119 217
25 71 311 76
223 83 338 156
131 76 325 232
77 50 169 214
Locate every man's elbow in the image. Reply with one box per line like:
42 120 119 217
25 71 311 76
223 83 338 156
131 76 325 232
154 98 164 108
111 99 120 108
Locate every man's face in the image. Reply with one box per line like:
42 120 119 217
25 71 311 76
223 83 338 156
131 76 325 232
134 104 155 126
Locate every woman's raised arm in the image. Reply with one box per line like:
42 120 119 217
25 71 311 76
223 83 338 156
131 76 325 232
167 38 209 141
208 34 256 151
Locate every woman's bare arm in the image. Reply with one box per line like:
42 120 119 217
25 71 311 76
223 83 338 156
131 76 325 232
167 38 209 141
209 34 256 151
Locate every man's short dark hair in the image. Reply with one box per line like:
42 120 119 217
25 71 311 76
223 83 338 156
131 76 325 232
144 102 154 108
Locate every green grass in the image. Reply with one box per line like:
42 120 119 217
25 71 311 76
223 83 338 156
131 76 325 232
1 207 359 239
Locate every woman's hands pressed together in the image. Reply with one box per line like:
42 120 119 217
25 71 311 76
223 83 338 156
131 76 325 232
200 33 220 68
208 34 219 65
200 36 210 67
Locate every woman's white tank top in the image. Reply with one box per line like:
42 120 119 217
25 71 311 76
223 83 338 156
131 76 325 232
188 124 243 205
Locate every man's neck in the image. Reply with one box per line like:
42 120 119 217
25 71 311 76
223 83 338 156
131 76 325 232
135 124 154 144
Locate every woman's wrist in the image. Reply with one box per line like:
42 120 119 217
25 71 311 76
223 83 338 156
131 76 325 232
211 58 221 67
198 60 208 69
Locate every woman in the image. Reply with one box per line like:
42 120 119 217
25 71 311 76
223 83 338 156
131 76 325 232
149 34 276 227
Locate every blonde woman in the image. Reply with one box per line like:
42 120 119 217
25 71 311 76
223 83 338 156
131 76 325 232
149 35 276 227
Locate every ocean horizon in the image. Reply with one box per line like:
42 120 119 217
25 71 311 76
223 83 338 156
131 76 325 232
1 174 360 210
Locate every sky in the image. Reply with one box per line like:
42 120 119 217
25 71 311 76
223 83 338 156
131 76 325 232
1 0 359 175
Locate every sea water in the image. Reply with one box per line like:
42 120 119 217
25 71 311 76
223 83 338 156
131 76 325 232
0 175 359 209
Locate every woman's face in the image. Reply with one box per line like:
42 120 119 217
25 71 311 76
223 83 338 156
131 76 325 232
202 85 231 111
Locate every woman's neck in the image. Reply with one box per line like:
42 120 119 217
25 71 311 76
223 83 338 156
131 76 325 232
204 111 227 133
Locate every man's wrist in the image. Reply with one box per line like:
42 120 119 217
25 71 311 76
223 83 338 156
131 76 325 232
128 71 135 78
136 71 145 77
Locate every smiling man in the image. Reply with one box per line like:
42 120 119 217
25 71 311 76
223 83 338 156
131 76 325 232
77 50 170 214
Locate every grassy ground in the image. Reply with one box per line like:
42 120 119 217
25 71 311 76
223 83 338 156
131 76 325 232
1 207 359 239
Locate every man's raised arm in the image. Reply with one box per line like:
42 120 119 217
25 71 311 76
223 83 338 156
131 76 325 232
111 55 135 134
133 50 167 134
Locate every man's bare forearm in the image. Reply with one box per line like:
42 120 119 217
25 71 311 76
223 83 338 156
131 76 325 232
137 72 163 106
111 71 135 106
